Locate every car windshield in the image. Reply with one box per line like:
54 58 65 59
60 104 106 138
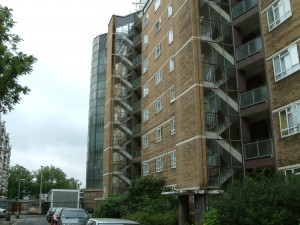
62 210 88 219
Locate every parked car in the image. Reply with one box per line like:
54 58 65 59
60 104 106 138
51 207 65 225
46 208 56 222
86 218 140 225
0 208 7 218
53 208 90 225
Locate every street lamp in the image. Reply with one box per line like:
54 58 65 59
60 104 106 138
39 166 44 215
16 178 25 218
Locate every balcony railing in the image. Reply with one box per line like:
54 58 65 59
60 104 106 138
236 36 262 61
133 100 141 110
132 124 141 134
133 33 142 45
133 76 141 87
240 85 268 108
232 0 257 19
133 54 142 65
244 139 273 160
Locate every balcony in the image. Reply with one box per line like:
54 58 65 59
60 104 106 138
133 100 141 111
244 139 273 160
133 54 142 65
133 33 142 45
232 0 257 19
240 85 268 108
236 37 262 62
133 76 141 88
132 124 141 134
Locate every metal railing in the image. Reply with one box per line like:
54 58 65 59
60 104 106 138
240 85 268 108
232 0 257 19
244 139 273 160
236 36 262 61
133 100 141 110
133 76 141 87
133 33 142 45
132 124 141 134
133 54 142 65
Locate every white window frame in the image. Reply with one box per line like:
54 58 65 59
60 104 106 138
168 29 174 45
155 18 162 35
267 0 292 31
155 69 162 86
143 34 149 49
143 83 149 97
143 134 149 149
171 118 176 135
279 102 300 137
143 59 149 74
155 96 162 113
171 151 176 168
273 44 300 81
285 167 300 176
170 85 175 103
169 56 174 72
168 2 173 18
143 108 149 122
143 14 149 29
154 0 161 12
156 126 163 142
154 43 162 60
156 156 163 172
143 162 149 175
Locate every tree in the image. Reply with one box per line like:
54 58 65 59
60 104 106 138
95 176 178 225
6 164 33 199
7 165 82 199
0 5 37 113
203 172 300 225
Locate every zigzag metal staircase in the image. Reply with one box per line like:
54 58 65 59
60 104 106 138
112 35 134 187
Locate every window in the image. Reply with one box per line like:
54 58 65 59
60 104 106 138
156 156 163 172
143 59 149 74
273 44 300 81
168 29 174 44
143 14 149 29
168 2 173 18
171 151 176 168
267 0 292 31
279 103 300 137
143 134 149 149
143 162 149 175
155 43 162 60
171 118 176 135
144 35 148 49
155 0 161 12
155 19 162 35
169 56 174 72
155 96 162 113
143 83 149 97
155 69 162 86
285 167 300 176
156 126 163 142
170 86 175 103
143 108 149 122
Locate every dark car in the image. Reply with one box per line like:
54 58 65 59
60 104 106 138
46 208 56 222
51 207 65 225
53 208 90 225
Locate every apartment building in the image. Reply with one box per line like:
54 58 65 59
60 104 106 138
260 0 300 175
87 0 300 223
0 117 11 198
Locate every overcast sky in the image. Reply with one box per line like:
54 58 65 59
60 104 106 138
1 0 137 188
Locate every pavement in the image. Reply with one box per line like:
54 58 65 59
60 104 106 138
0 214 33 225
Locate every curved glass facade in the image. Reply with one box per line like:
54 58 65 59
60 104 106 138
86 34 107 188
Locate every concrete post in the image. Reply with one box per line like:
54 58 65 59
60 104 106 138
194 194 206 224
178 195 189 225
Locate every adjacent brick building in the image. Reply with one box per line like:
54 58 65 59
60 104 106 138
86 0 300 224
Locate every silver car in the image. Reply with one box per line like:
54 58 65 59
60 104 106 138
87 218 140 225
0 208 7 218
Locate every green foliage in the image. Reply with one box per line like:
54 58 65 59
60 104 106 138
203 172 300 225
7 164 81 199
0 5 37 113
96 176 178 225
203 208 219 225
